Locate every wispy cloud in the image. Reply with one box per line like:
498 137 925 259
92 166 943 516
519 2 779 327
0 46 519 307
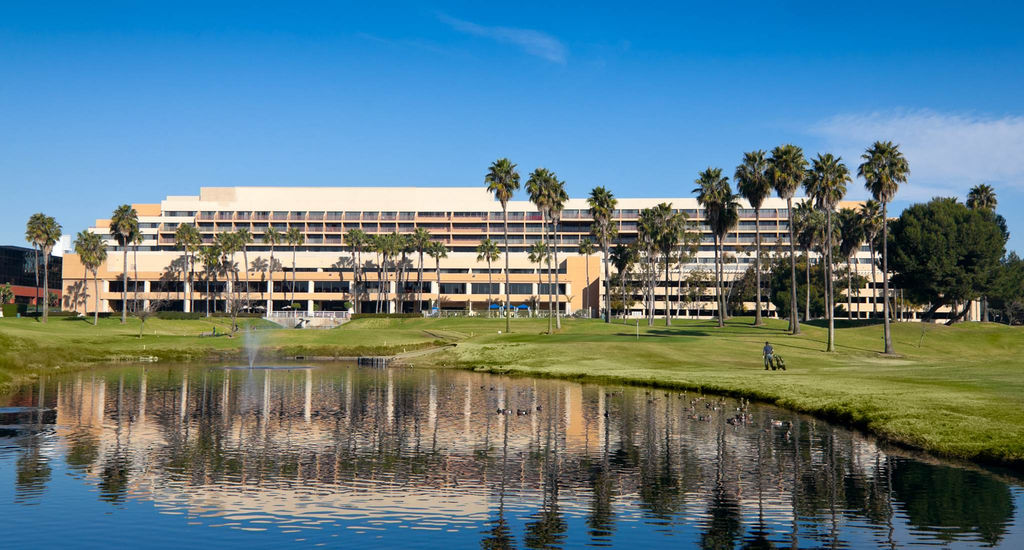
809 110 1024 201
438 14 567 64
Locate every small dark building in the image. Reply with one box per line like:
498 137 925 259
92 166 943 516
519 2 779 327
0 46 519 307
0 245 62 306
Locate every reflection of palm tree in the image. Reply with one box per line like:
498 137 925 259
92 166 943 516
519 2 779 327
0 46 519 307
701 426 742 550
481 407 517 550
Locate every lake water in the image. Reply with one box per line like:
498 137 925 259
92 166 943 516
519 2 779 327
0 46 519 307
1 363 1021 549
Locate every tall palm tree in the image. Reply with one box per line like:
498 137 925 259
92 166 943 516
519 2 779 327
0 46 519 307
110 205 139 324
694 168 739 328
174 223 201 312
735 150 771 326
528 242 550 313
236 228 253 310
24 213 46 315
547 176 568 329
410 227 432 313
587 187 618 323
476 238 501 315
793 200 822 322
858 141 909 354
610 243 636 322
838 207 865 321
74 230 107 326
29 215 62 323
262 227 282 314
966 184 997 320
427 241 448 312
526 168 556 333
768 145 808 334
637 207 660 325
286 227 304 307
486 158 521 333
860 200 883 318
131 229 143 314
967 183 997 211
805 153 850 352
651 203 682 326
577 238 596 317
216 232 241 322
345 228 368 313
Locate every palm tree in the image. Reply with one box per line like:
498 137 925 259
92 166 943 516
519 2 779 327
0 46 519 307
24 213 46 315
694 168 739 328
793 200 822 322
735 150 771 326
110 205 139 324
74 230 107 325
637 207 660 325
805 153 850 352
476 238 501 315
216 232 241 324
486 158 521 333
610 243 636 322
199 245 220 316
838 208 865 321
547 176 568 329
526 168 556 333
860 200 883 318
345 228 368 313
528 242 550 313
858 141 909 354
768 145 808 335
262 227 282 314
28 215 62 323
236 228 253 310
410 227 432 313
966 184 997 320
967 184 997 211
174 223 200 312
427 241 448 312
587 187 618 323
577 238 596 317
131 230 143 314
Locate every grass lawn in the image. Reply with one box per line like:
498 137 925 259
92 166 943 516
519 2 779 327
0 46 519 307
1 313 1022 467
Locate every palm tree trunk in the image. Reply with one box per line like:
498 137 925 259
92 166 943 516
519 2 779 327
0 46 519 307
826 210 835 352
33 245 40 316
121 245 128 324
603 246 611 323
882 203 894 354
487 259 493 317
93 269 99 326
545 216 553 334
42 253 50 323
133 244 139 314
243 249 250 311
584 255 589 317
870 246 878 318
418 251 424 314
787 198 800 334
435 259 441 311
291 246 297 306
553 219 561 330
268 247 274 314
717 236 724 328
664 253 671 326
754 207 763 326
536 261 542 314
805 249 811 322
847 258 853 321
503 207 511 332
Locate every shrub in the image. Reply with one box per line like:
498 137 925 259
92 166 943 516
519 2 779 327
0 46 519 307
156 311 202 320
351 313 422 320
2 303 27 317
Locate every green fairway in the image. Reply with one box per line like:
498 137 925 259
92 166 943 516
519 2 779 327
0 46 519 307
1 313 1022 467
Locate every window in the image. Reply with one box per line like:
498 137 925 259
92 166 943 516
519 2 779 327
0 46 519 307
314 281 350 293
508 283 533 294
471 283 499 294
439 283 466 294
538 283 566 294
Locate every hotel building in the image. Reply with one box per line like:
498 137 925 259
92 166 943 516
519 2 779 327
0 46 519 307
61 186 888 319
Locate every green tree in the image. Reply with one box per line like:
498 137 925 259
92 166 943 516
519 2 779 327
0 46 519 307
74 230 107 325
0 282 13 305
793 200 825 322
262 227 282 314
410 227 432 313
966 183 997 211
286 227 304 307
528 241 550 312
859 141 910 353
860 200 884 318
199 245 221 315
889 197 1006 324
804 153 850 351
547 176 568 329
486 158 521 333
694 168 739 328
174 223 201 312
577 238 596 317
989 252 1024 325
236 228 253 310
587 186 618 323
768 144 808 334
735 150 771 326
426 241 448 311
110 205 139 323
345 228 368 313
636 207 660 325
27 214 62 322
24 213 45 315
476 238 501 314
526 168 557 333
610 243 637 321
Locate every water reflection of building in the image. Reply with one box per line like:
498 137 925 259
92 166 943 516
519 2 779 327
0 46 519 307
2 365 1016 548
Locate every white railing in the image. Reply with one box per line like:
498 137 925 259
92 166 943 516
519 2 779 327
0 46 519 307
268 310 351 320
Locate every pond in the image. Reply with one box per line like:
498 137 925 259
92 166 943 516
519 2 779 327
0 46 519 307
1 363 1022 549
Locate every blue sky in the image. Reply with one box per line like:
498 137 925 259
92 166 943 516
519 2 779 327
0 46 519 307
2 1 1022 253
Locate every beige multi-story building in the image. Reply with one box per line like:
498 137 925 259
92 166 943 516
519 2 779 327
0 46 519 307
62 186 896 320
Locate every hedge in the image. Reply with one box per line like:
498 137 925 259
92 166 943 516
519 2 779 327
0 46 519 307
2 303 27 317
156 311 202 320
351 313 422 320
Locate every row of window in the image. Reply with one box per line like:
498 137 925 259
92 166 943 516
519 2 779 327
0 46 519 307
177 208 795 222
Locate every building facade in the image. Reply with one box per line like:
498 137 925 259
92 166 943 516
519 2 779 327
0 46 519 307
61 186 897 319
1 245 62 307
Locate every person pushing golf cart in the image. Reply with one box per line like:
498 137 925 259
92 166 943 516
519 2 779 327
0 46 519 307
763 341 785 371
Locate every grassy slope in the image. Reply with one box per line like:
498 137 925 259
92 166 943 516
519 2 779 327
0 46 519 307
399 316 1024 467
2 314 1022 466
